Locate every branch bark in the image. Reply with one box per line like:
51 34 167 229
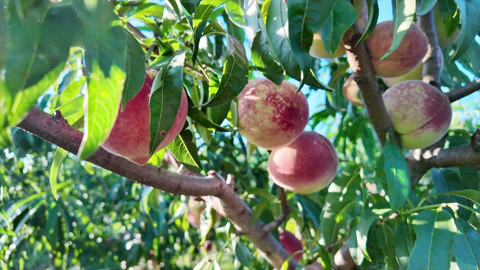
16 107 297 269
419 10 442 87
342 26 396 147
446 78 480 102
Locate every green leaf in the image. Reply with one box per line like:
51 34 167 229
384 141 410 212
49 148 68 201
381 0 417 60
122 31 146 109
75 0 128 159
149 52 186 155
251 29 284 85
408 209 456 270
234 241 253 267
372 222 399 269
288 0 335 74
224 0 246 28
202 35 248 107
167 128 203 173
193 0 226 30
250 200 272 225
356 0 379 45
319 165 362 245
207 101 231 125
128 3 165 19
264 0 331 90
395 221 415 270
453 218 480 269
320 0 356 57
417 0 438 15
429 190 480 208
189 106 236 132
450 0 480 60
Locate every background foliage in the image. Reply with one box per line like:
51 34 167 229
1 0 480 269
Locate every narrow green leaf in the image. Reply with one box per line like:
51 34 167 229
207 101 231 125
288 0 336 72
319 165 362 245
381 0 416 60
149 52 186 155
250 200 272 225
202 35 248 107
122 31 146 109
128 3 165 19
225 0 247 28
417 0 437 15
193 0 226 30
264 0 331 90
408 209 456 270
189 106 236 132
234 241 253 267
376 223 399 269
384 141 410 212
49 148 68 200
320 0 356 57
251 29 284 85
429 190 480 208
453 218 480 269
356 0 379 45
167 128 203 173
451 0 480 60
395 221 415 270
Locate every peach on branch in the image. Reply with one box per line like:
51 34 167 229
383 80 452 149
342 74 363 106
365 20 428 78
268 131 338 194
279 228 303 262
102 71 188 165
237 78 309 149
382 50 444 88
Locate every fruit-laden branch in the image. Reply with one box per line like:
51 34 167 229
17 107 297 269
419 10 442 87
342 26 396 147
447 78 480 102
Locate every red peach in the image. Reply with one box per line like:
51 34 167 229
383 80 452 149
237 78 309 149
268 131 338 194
366 21 428 78
102 71 188 165
279 228 303 262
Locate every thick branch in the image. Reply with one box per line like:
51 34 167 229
446 78 480 102
17 108 297 269
419 10 442 86
342 26 396 147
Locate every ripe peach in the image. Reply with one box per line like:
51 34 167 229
365 21 428 78
279 228 303 262
102 71 188 165
342 74 363 106
237 78 309 149
383 80 452 149
309 0 368 59
382 51 444 87
268 131 338 194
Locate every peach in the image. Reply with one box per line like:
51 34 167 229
309 0 368 59
382 51 444 87
268 131 338 194
334 244 356 270
383 80 452 149
237 78 309 149
365 21 428 78
102 71 188 165
279 228 303 262
342 74 363 106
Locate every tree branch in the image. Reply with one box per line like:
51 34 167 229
419 10 442 87
16 107 297 269
262 188 292 233
446 78 480 102
342 26 396 147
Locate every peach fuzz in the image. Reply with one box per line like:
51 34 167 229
366 21 428 78
237 78 309 149
102 71 188 165
383 80 452 149
268 131 338 194
279 228 303 262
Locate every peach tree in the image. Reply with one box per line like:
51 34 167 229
1 0 480 269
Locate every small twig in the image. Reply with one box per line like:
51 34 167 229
446 78 480 102
226 174 238 192
375 212 400 225
262 188 292 233
324 236 349 253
